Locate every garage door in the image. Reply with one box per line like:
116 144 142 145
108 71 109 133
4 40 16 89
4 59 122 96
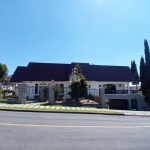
109 99 128 110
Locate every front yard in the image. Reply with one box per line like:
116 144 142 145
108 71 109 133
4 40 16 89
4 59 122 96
0 102 123 115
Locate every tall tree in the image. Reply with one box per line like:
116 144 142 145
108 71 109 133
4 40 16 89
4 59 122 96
144 39 150 89
71 64 87 89
131 61 133 72
0 63 8 80
140 56 147 95
70 64 87 99
131 60 139 85
75 64 82 77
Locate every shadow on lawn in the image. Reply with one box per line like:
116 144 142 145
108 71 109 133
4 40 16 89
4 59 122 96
0 99 102 108
40 99 102 108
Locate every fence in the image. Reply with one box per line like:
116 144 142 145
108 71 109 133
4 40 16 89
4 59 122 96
105 90 138 94
18 86 138 100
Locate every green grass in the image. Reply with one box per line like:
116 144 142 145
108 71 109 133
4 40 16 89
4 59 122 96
0 104 123 115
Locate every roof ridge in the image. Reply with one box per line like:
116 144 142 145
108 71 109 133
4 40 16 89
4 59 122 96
28 62 70 65
91 64 129 67
17 66 27 68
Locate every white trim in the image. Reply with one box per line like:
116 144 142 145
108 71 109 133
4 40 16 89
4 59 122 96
18 83 28 85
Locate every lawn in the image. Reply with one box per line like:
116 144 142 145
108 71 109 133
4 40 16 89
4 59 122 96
0 102 123 115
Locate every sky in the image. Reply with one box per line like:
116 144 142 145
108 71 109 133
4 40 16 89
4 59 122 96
0 0 150 75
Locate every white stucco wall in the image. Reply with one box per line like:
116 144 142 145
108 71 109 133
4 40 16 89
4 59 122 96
87 81 127 90
18 81 129 99
86 81 127 95
22 81 71 99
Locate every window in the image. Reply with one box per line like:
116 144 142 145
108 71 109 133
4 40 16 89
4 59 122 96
35 84 38 94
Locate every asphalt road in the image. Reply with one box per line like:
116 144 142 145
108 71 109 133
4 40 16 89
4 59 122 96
0 111 150 150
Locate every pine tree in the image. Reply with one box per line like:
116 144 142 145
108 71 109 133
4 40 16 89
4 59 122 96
144 39 150 89
71 64 87 88
131 60 139 85
71 64 87 99
140 56 147 95
131 61 133 73
75 64 82 77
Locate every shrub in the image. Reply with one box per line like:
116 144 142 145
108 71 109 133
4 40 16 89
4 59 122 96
43 87 49 99
86 94 94 100
2 89 15 98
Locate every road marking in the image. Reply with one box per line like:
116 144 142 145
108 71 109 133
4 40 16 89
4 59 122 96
0 122 150 128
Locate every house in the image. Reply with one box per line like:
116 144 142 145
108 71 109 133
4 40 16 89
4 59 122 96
10 62 148 110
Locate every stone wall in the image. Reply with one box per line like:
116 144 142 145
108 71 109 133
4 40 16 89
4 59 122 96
39 85 46 101
18 83 28 104
49 84 55 104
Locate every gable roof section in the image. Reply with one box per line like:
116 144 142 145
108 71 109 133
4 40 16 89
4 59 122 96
10 66 27 82
70 63 136 82
86 65 136 82
24 62 70 81
10 62 136 82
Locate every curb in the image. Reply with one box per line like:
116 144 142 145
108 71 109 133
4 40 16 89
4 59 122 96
124 114 150 117
0 108 125 116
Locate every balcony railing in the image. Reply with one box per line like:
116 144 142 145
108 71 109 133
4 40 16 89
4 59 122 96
105 90 138 94
62 88 138 95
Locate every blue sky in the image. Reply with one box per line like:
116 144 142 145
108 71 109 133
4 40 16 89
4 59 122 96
0 0 150 75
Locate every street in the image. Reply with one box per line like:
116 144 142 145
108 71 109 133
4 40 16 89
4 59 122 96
0 111 150 150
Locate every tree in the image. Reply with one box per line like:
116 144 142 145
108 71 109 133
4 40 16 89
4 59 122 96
71 64 87 88
70 64 87 99
140 56 147 95
145 89 150 104
138 40 150 105
0 63 8 80
79 75 87 89
144 39 150 89
53 84 63 98
75 64 82 77
131 60 139 85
